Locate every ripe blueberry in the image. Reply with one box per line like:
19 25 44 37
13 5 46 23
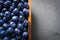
17 23 23 30
13 8 19 15
11 16 19 23
22 32 28 38
3 37 9 40
15 28 20 34
3 23 9 29
10 21 16 28
23 8 28 15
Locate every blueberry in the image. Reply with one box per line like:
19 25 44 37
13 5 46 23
0 27 3 32
21 0 25 3
19 15 25 22
3 37 9 40
13 8 19 15
11 3 15 7
0 13 4 18
4 1 11 8
10 22 16 28
22 32 28 38
16 35 21 40
23 8 28 15
0 1 3 5
9 6 14 12
2 8 7 13
23 19 28 27
22 27 26 32
0 5 2 10
19 11 24 15
24 2 28 9
11 16 19 23
15 28 20 34
3 23 9 29
6 27 14 34
17 23 23 30
13 0 19 4
11 38 16 40
11 13 15 16
18 3 23 10
0 30 5 36
3 17 8 22
0 19 4 25
4 11 11 18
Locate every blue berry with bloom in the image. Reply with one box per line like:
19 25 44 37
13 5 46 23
22 32 28 38
23 19 28 27
11 16 19 23
2 8 7 13
3 37 9 40
4 1 11 8
11 38 16 40
16 35 21 40
3 23 9 29
24 2 29 9
23 8 28 15
10 21 16 28
17 23 23 30
0 27 3 32
6 27 14 34
15 28 21 34
0 19 4 25
13 8 19 15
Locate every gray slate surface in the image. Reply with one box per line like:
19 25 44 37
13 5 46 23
32 0 60 40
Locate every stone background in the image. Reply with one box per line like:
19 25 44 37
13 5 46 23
31 0 60 40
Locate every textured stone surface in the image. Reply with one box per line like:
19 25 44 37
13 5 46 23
32 0 60 40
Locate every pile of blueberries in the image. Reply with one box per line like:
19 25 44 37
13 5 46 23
0 0 29 40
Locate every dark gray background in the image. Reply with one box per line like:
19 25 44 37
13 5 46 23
31 0 60 40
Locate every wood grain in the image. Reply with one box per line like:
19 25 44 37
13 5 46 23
28 0 31 40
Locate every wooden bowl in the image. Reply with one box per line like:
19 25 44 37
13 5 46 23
28 0 31 40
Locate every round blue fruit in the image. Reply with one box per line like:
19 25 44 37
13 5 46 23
10 21 16 28
6 27 14 34
3 37 9 40
16 35 21 40
11 13 15 16
2 8 7 13
3 17 8 22
3 23 9 29
13 0 19 4
9 6 15 12
22 32 28 38
19 15 25 22
23 8 28 15
24 2 28 9
0 13 4 18
0 1 3 5
21 0 25 3
0 30 5 36
19 11 24 16
0 19 4 25
13 8 19 15
0 5 2 10
18 3 23 10
11 16 19 23
22 19 28 27
11 38 16 40
4 11 11 18
15 28 20 34
11 3 15 7
0 27 3 32
4 1 11 8
17 23 23 30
